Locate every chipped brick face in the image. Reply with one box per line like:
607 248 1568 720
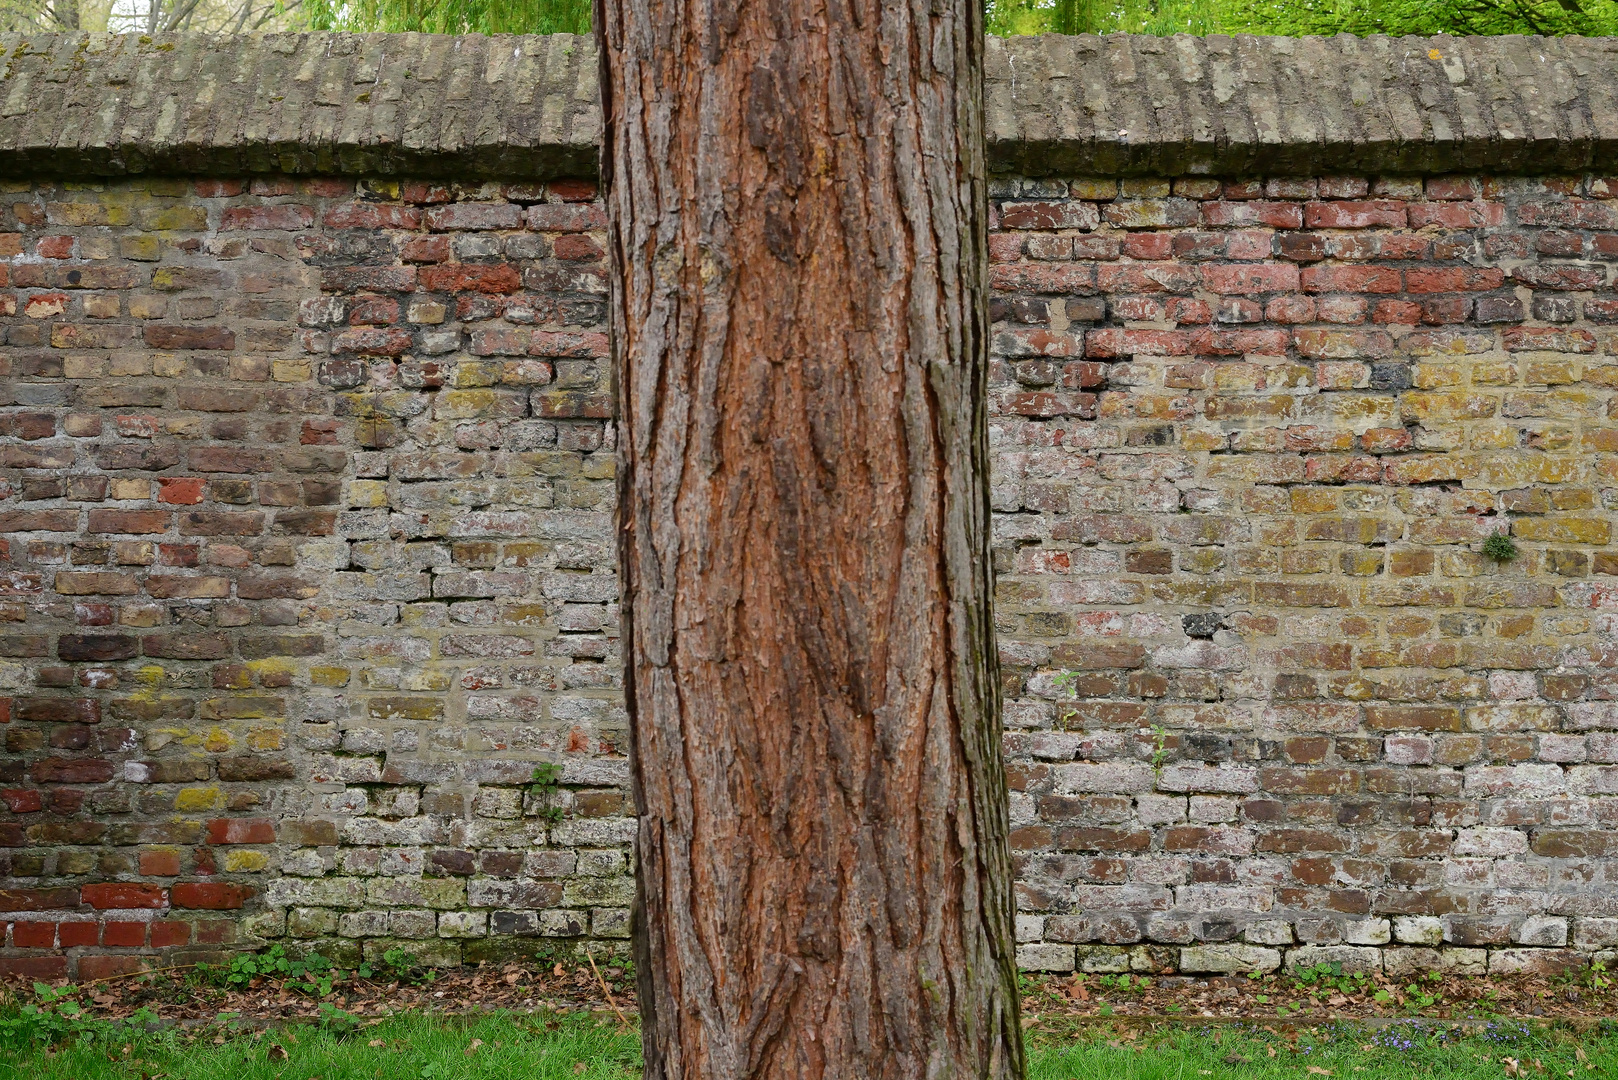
7 169 1618 981
0 177 626 978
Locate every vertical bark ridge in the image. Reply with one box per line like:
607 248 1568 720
598 0 1022 1072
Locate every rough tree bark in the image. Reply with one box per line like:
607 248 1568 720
595 0 1022 1074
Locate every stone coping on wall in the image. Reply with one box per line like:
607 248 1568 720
6 32 1618 180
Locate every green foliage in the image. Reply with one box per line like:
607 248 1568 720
0 983 159 1052
1483 530 1520 562
1292 960 1371 997
196 944 444 998
355 946 430 984
7 1008 1618 1079
305 0 589 34
987 0 1618 37
530 761 566 824
197 944 341 997
1093 972 1150 994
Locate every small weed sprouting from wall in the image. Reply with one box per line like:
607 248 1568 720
1482 531 1519 563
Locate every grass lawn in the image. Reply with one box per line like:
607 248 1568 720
3 1008 1616 1079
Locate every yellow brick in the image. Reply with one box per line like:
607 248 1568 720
1399 391 1498 422
203 728 234 753
247 659 295 682
63 355 109 379
1467 423 1515 450
153 352 189 378
403 668 453 692
408 299 447 324
109 478 149 500
223 850 271 873
139 206 208 231
247 726 285 750
1179 549 1227 574
229 356 270 381
1212 363 1265 392
83 294 120 318
1513 517 1611 544
128 293 167 319
1069 178 1120 200
1524 360 1579 385
119 234 162 261
1471 362 1518 385
1119 178 1171 197
118 604 165 627
1290 488 1338 514
348 480 388 508
272 359 312 382
449 362 502 388
1412 363 1463 388
109 352 153 377
310 666 351 688
175 786 224 812
1180 427 1227 451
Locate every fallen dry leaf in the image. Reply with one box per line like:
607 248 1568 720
267 1043 288 1060
1307 1068 1332 1077
367 1039 385 1048
465 1038 484 1056
1504 1058 1522 1078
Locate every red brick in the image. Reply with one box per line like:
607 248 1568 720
419 264 522 294
11 921 55 948
424 203 524 230
102 921 147 947
1503 326 1596 353
530 330 610 357
548 179 598 202
402 235 451 263
1403 267 1505 293
57 921 97 946
78 956 146 980
322 203 423 230
86 509 170 535
526 203 607 230
157 478 206 505
553 234 605 261
37 235 74 258
400 182 453 204
138 849 183 876
332 327 414 355
1305 200 1407 228
170 882 253 910
221 205 315 231
1201 200 1303 228
149 920 191 947
82 883 166 909
1 789 43 812
29 757 114 783
142 324 235 350
206 818 276 845
1300 265 1402 293
0 956 69 979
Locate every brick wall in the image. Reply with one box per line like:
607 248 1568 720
5 169 1618 980
0 176 627 980
992 174 1618 979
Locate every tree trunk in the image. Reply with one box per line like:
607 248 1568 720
595 0 1022 1074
